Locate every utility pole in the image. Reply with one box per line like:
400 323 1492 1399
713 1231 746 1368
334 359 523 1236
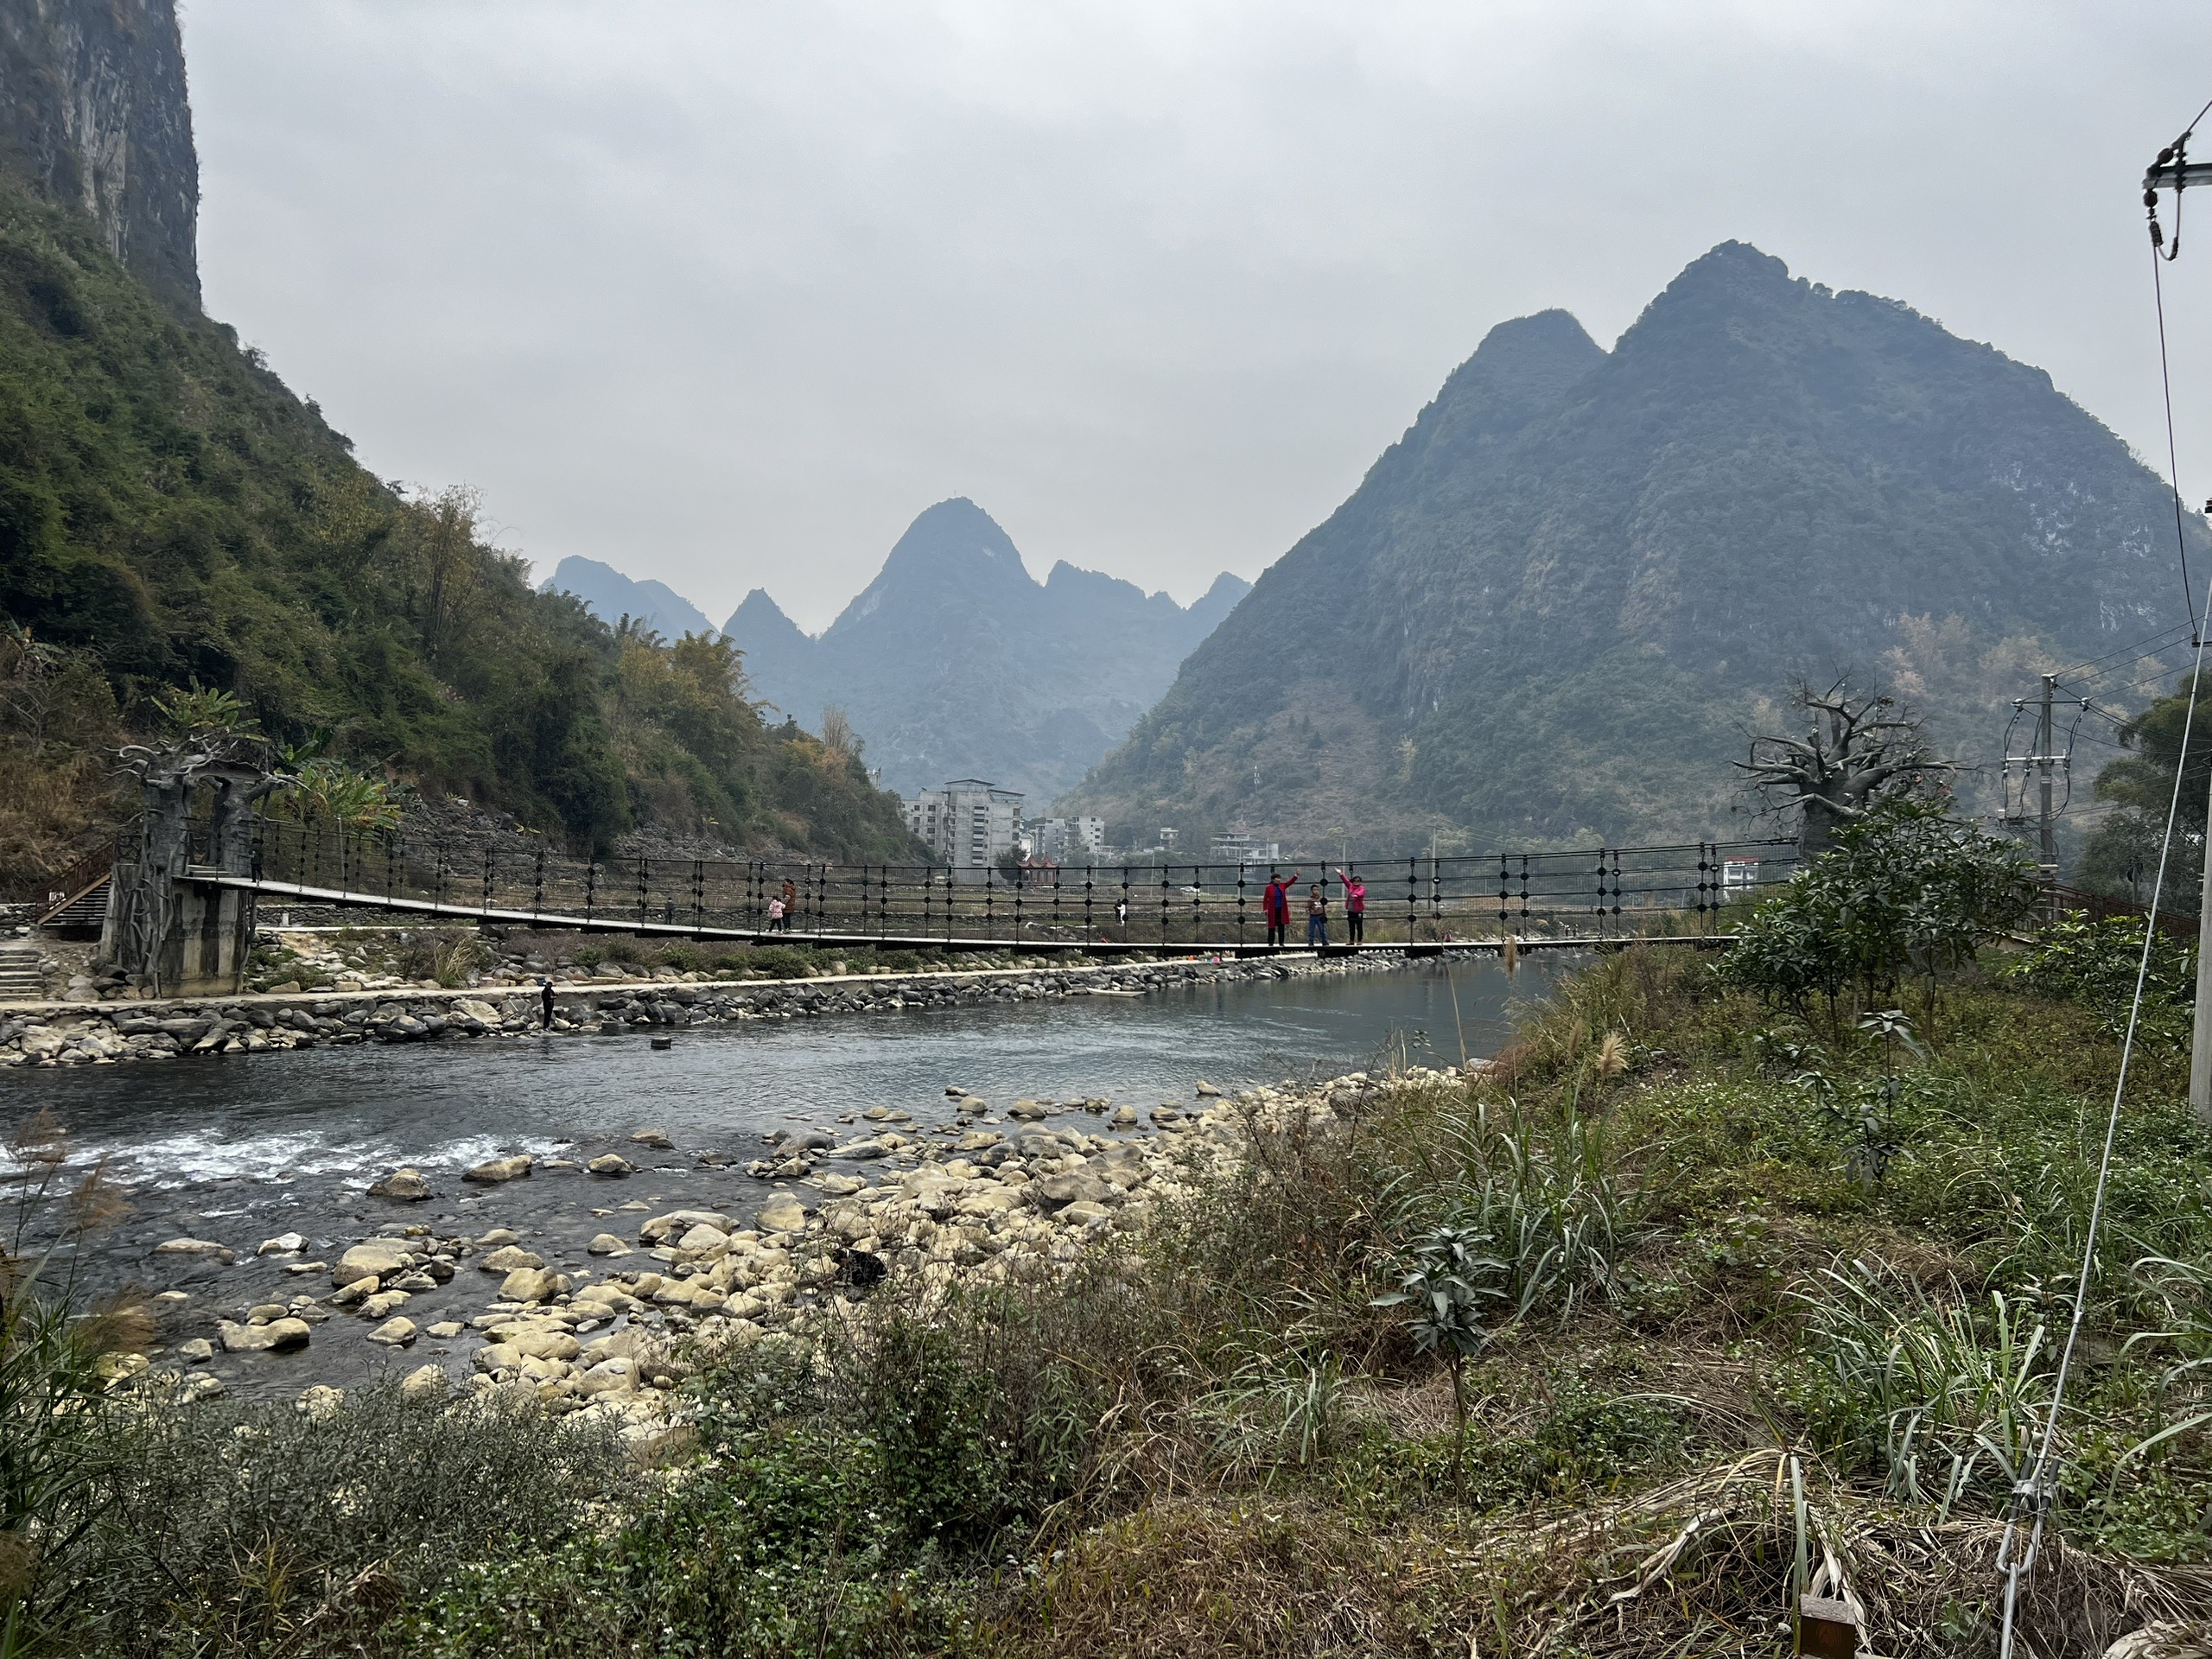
2037 673 2059 912
2191 684 2212 1123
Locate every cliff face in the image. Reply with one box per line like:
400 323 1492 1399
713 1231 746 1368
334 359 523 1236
0 0 198 313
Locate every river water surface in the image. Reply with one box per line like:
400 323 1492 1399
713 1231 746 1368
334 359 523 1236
2 958 1562 1397
6 959 1561 1192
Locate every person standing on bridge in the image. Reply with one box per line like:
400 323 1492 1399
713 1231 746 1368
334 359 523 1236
780 878 798 932
766 893 786 933
1262 869 1298 949
1337 867 1366 945
1306 883 1330 948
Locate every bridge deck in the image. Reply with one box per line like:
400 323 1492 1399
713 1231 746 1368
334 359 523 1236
201 873 1734 957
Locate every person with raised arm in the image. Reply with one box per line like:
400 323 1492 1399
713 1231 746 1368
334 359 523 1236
1337 867 1367 945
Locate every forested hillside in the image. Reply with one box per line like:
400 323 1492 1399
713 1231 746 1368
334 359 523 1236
0 175 918 885
1070 243 2209 850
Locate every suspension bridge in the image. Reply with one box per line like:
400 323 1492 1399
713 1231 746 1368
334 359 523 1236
41 817 1800 963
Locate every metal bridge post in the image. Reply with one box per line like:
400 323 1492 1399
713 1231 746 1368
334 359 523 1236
1237 864 1247 946
534 844 547 922
692 860 703 933
635 857 648 929
1084 866 1093 938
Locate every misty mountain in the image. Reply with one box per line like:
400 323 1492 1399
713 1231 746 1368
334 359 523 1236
1068 241 2209 850
542 555 718 642
724 499 1250 799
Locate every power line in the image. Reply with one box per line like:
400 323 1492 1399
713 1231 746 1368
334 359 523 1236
2001 95 2212 1659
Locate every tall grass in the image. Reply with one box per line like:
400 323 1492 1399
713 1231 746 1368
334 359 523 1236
1788 1258 2052 1516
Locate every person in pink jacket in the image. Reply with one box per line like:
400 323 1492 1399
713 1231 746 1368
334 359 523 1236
1337 868 1367 945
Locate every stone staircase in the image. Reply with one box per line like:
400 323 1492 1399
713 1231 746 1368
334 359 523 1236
0 940 47 1001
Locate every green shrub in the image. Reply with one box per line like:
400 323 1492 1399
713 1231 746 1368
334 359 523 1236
1719 798 2039 1023
2003 912 2194 1045
48 1386 626 1656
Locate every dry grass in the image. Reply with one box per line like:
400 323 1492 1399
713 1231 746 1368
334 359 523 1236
1007 1450 2212 1658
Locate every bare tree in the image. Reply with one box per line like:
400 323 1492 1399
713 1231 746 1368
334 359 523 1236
817 706 861 761
1740 679 1947 855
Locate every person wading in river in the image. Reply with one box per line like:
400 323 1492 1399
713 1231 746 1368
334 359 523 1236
1337 867 1366 946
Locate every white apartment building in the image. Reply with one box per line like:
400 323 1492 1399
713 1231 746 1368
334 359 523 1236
1211 832 1282 866
1027 816 1107 864
903 779 1025 880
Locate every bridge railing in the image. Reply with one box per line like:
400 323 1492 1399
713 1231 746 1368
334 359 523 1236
231 820 1799 946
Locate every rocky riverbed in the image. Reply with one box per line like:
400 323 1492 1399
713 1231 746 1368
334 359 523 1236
55 1064 1469 1453
0 952 1402 1071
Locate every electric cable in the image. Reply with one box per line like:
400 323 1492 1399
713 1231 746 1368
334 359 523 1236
2151 248 2198 632
1999 99 2212 1656
1995 620 2209 1658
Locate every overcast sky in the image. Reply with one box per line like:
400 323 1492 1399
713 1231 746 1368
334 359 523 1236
181 1 2212 633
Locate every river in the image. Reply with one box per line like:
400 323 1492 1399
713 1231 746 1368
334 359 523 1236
1 957 1562 1397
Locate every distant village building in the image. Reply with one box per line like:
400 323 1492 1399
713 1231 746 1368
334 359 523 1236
1211 831 1282 866
1027 816 1107 864
903 779 1024 880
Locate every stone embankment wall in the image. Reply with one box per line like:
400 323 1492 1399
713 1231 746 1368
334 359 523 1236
0 954 1372 1068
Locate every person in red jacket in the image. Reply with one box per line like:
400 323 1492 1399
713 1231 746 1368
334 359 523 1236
1262 869 1299 949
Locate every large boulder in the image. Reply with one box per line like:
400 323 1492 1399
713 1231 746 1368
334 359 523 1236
638 1209 734 1246
477 1245 545 1274
1029 1173 1113 1211
587 1154 634 1177
366 1317 417 1347
462 1155 533 1185
368 1167 432 1200
401 1363 448 1400
674 1223 730 1255
756 1196 809 1234
499 1266 566 1303
152 1237 233 1263
219 1317 311 1353
332 1241 412 1287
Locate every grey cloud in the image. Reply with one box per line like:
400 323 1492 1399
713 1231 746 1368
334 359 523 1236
181 0 2212 630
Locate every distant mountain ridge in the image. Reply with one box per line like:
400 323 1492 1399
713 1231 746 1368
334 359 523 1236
1067 241 2209 850
543 556 718 643
721 499 1249 799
